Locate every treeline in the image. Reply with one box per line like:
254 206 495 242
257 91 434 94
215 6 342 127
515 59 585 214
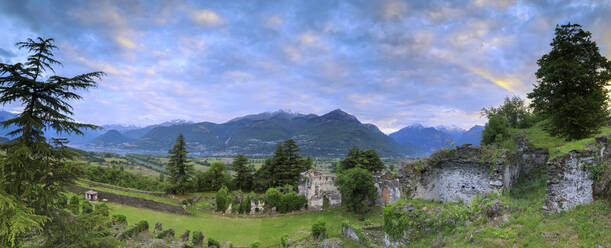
82 165 166 192
165 138 313 195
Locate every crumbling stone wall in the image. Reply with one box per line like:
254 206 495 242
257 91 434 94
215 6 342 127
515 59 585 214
298 170 342 210
402 141 548 203
545 135 610 212
374 171 402 206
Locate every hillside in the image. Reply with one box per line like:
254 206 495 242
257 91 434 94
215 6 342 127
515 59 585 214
84 109 406 157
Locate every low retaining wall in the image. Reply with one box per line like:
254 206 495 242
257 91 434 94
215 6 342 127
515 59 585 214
68 184 190 215
79 179 166 197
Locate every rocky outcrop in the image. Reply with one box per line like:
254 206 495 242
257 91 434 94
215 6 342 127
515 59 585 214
545 135 610 212
298 170 342 211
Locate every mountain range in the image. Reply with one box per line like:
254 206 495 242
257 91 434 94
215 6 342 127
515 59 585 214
0 110 483 157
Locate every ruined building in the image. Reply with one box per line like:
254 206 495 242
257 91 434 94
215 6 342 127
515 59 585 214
400 138 549 203
545 135 610 212
298 170 342 210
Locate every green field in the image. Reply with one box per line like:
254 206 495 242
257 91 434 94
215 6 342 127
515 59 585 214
108 203 382 247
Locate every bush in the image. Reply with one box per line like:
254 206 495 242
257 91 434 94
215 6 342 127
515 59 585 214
265 187 281 209
281 235 288 248
207 237 221 248
240 194 251 214
81 200 93 214
56 194 68 209
112 214 127 225
249 241 262 248
482 114 510 145
155 228 175 239
69 195 80 214
191 231 204 247
312 219 327 239
216 186 229 212
334 168 377 213
95 202 110 216
121 220 149 239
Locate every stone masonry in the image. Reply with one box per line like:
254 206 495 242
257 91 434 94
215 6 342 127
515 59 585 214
545 135 610 212
374 171 402 206
298 170 342 211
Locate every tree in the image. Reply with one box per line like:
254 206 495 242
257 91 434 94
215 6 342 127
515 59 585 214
334 168 377 213
196 162 230 191
254 140 312 190
481 114 510 145
264 187 282 209
232 154 254 191
166 134 194 194
482 96 535 129
0 37 103 246
215 186 229 212
527 23 610 140
339 147 385 173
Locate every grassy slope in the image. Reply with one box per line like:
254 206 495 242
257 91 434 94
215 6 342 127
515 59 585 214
510 122 611 158
108 203 381 247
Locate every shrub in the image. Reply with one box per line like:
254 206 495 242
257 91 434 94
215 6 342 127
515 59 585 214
207 237 221 248
312 219 327 239
281 235 288 248
81 200 93 214
334 168 377 213
56 194 68 209
95 202 110 216
249 241 262 248
265 187 281 209
240 194 251 214
69 195 80 214
215 186 229 212
482 114 510 145
155 228 175 239
112 214 127 225
191 231 204 247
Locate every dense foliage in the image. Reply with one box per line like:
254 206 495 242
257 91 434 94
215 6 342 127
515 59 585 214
215 186 229 212
334 167 377 213
0 37 104 246
311 219 327 239
166 134 194 194
232 154 254 191
253 139 312 191
82 165 165 191
195 162 231 191
527 23 610 140
339 147 385 173
481 114 510 145
482 96 535 129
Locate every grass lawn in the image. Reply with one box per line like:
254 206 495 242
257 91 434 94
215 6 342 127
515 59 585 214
77 181 180 206
511 122 611 158
108 202 382 246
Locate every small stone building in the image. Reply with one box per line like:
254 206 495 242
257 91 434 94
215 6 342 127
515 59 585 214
85 190 98 201
298 170 342 211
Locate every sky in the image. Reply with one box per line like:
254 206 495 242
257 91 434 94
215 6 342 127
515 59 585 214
0 0 609 133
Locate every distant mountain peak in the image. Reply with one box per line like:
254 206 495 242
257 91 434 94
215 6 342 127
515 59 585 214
227 110 306 123
159 119 193 126
321 109 359 123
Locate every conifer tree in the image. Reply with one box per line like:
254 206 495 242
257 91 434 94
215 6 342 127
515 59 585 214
166 134 194 194
0 37 104 245
232 154 253 191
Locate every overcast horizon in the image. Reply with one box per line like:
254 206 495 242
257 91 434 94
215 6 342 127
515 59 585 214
1 0 610 133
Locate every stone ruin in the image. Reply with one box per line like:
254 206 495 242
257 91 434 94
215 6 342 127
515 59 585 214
298 170 342 211
249 199 264 214
298 169 403 210
545 135 610 212
400 137 549 203
374 171 402 206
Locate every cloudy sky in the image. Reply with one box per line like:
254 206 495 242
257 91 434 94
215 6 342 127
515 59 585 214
0 0 609 133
